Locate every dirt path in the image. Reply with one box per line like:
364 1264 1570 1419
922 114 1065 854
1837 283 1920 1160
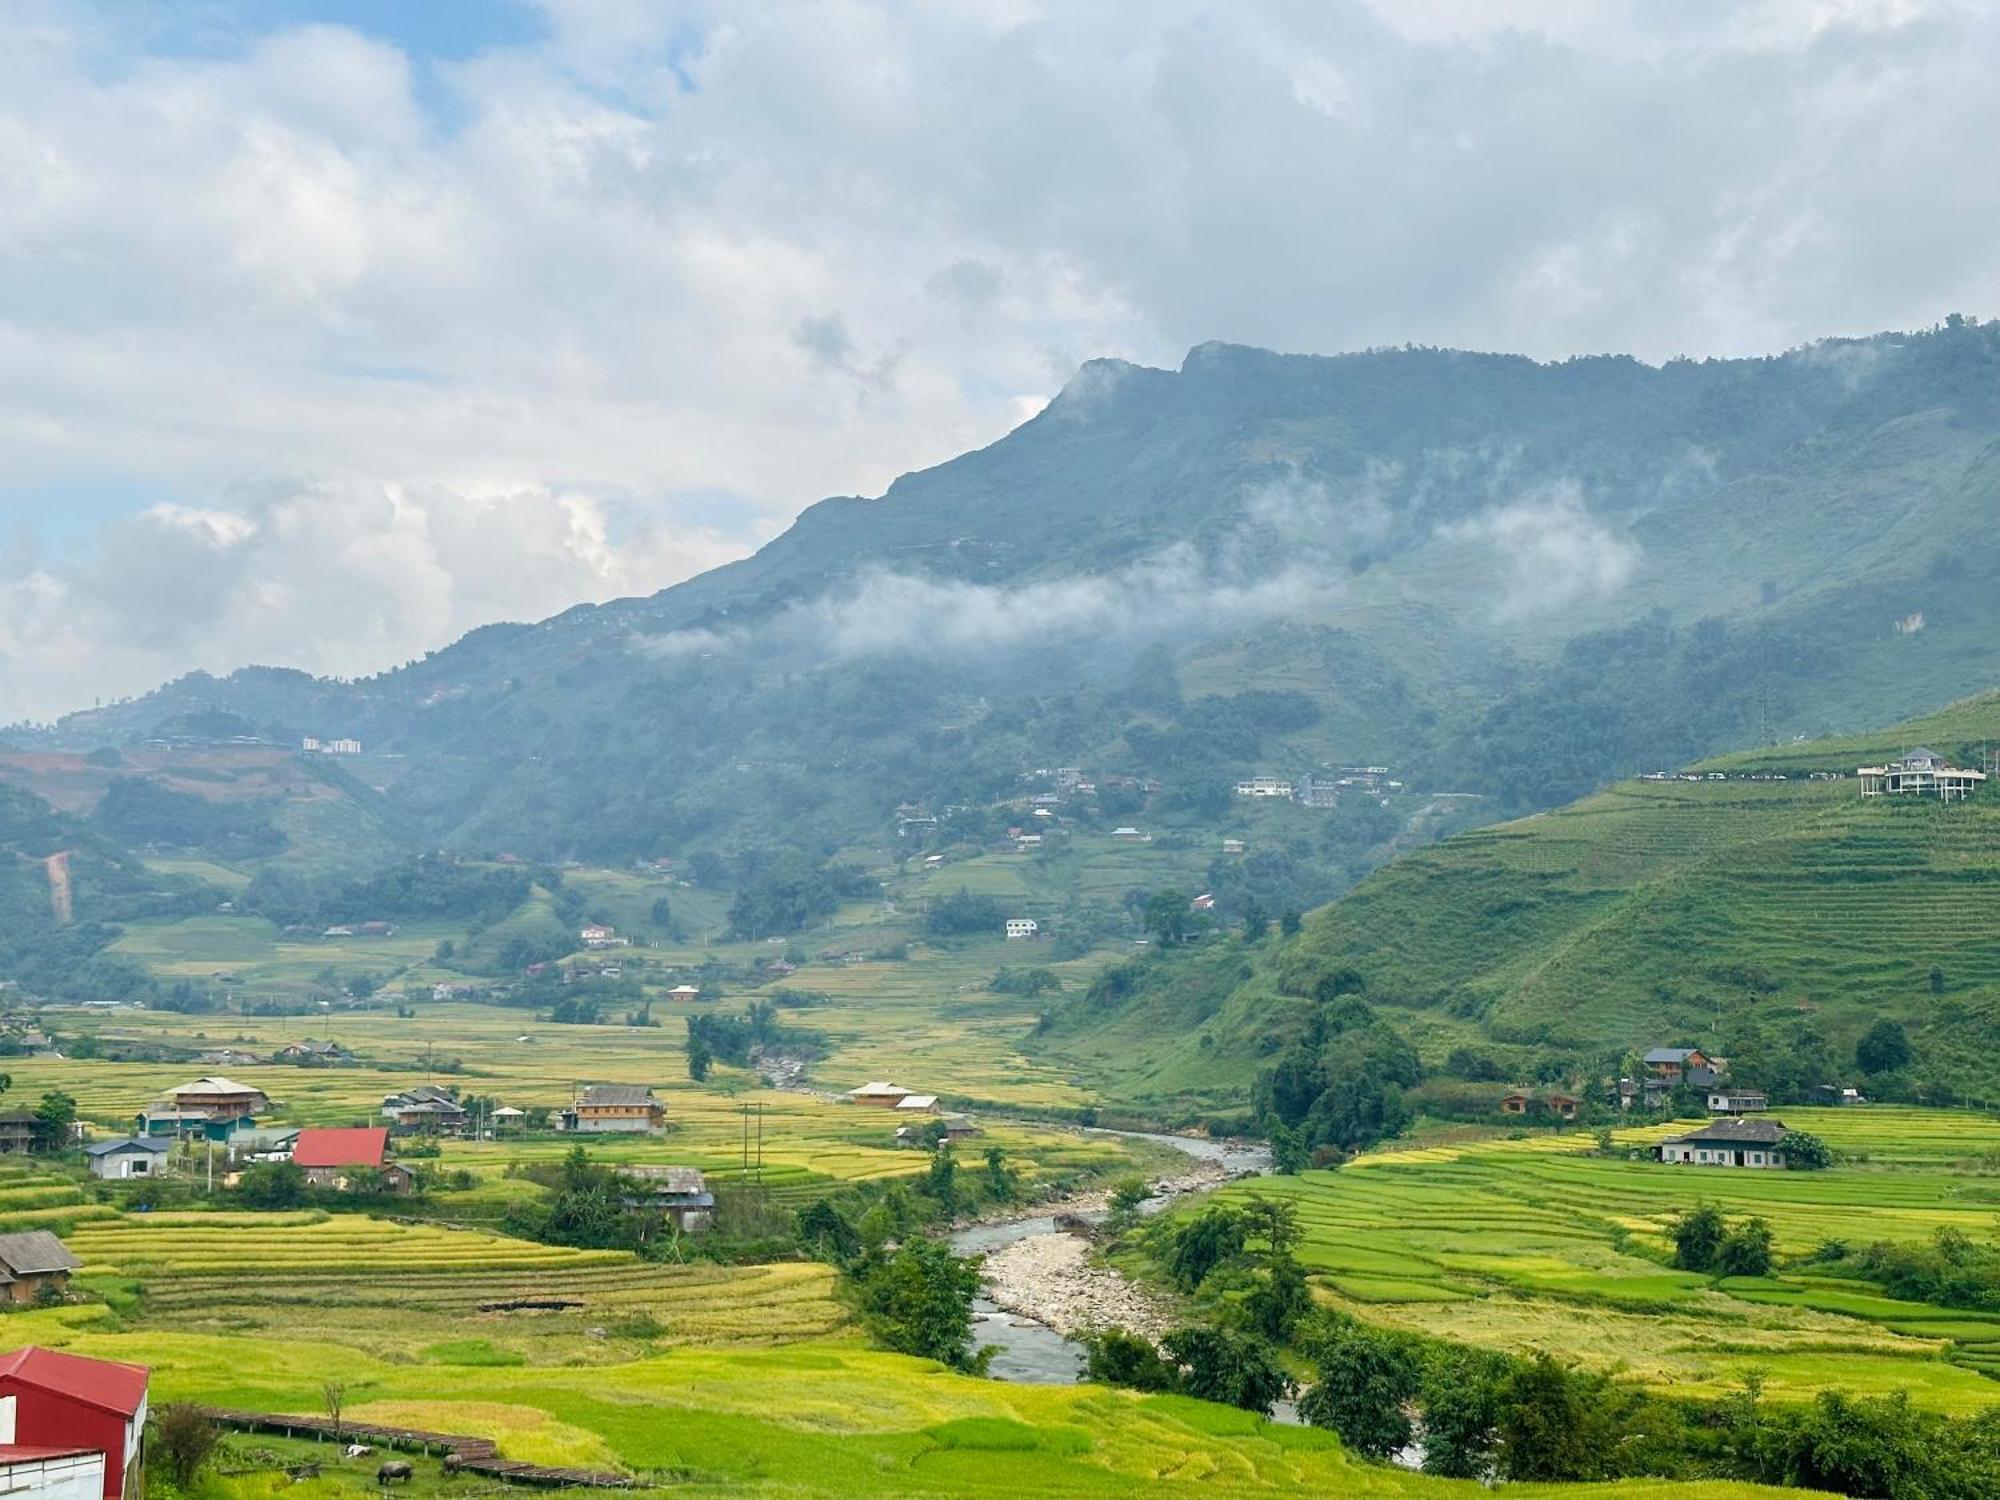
45 850 72 923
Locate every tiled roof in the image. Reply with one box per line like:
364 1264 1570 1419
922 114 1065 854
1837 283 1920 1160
578 1084 657 1107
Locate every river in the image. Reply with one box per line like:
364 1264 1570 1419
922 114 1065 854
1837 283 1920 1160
947 1128 1272 1386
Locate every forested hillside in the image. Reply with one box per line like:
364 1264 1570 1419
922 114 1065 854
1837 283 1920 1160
1037 691 2000 1117
14 322 2000 867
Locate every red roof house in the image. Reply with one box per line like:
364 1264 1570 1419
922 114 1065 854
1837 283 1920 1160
291 1128 411 1193
0 1346 149 1500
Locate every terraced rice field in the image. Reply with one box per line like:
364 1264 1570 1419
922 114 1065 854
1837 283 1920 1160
65 1211 847 1362
26 1315 1798 1499
1204 1110 2000 1412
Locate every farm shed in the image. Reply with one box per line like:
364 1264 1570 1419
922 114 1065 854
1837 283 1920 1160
0 1347 148 1500
84 1139 169 1181
0 1232 84 1304
845 1082 912 1108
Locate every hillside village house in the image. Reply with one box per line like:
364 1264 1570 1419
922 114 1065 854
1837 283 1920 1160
1857 747 1987 801
0 1232 83 1303
84 1139 169 1181
275 1038 351 1064
580 924 630 949
1708 1089 1770 1115
163 1076 267 1122
667 984 702 1002
1222 838 1246 855
1004 918 1038 940
0 1346 149 1500
1234 777 1294 799
617 1166 714 1231
225 1126 300 1163
562 1084 665 1133
292 1127 413 1193
895 1094 941 1116
846 1081 913 1108
1643 1048 1721 1088
1658 1117 1792 1169
380 1085 468 1134
1500 1091 1579 1120
0 1109 36 1154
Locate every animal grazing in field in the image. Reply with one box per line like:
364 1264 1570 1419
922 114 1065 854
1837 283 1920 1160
441 1452 465 1474
376 1461 414 1485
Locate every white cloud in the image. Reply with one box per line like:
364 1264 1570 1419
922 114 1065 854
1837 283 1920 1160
2 0 1998 716
1440 482 1639 617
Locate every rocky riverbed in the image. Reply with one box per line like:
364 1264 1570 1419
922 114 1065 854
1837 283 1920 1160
980 1229 1177 1340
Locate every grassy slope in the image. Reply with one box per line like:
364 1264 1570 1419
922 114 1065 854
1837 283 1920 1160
1036 692 2000 1110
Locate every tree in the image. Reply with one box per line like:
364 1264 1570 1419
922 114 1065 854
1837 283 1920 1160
795 1198 860 1263
1783 1129 1833 1171
1313 967 1367 1003
1243 1254 1312 1341
150 1403 220 1488
1241 901 1267 941
322 1379 347 1440
1296 1315 1419 1458
1279 908 1303 938
1144 889 1194 945
1269 1118 1309 1175
1716 1217 1776 1278
237 1159 307 1210
686 1030 712 1082
1161 1205 1248 1290
982 1146 1014 1203
1496 1353 1601 1481
1238 1195 1302 1258
1084 1327 1177 1392
31 1090 76 1151
1419 1347 1508 1479
857 1238 987 1370
1669 1203 1727 1273
1856 1018 1912 1075
1160 1325 1292 1415
923 1141 958 1212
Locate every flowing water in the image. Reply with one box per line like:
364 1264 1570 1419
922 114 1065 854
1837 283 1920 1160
947 1128 1273 1388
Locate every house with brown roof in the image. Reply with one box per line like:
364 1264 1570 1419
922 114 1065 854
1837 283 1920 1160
1657 1117 1792 1169
0 1231 83 1304
562 1084 665 1134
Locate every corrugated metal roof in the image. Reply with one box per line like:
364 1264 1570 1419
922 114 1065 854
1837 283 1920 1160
0 1347 147 1417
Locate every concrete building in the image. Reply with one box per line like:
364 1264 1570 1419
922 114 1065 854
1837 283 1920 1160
83 1140 169 1182
1004 918 1038 940
1657 1117 1791 1169
1857 748 1987 801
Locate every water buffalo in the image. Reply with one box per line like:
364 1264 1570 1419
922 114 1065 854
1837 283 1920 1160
441 1453 466 1475
376 1461 414 1485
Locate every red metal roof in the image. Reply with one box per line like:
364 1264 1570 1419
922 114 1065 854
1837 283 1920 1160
0 1347 148 1417
0 1444 102 1461
291 1127 388 1169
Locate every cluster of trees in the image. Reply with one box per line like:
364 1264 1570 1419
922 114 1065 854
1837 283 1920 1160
93 776 285 856
1254 992 1421 1160
685 1001 824 1080
1814 1227 2000 1311
726 851 872 938
923 887 1006 937
241 853 532 930
1669 1205 1775 1278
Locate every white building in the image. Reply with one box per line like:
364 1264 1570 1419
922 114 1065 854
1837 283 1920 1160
1004 918 1039 940
84 1139 169 1181
0 1443 105 1500
1657 1118 1791 1168
1234 777 1294 799
1857 748 1986 801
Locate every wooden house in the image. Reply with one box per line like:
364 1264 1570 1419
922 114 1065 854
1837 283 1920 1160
845 1081 912 1109
617 1166 714 1231
1642 1048 1720 1087
0 1109 36 1154
0 1232 83 1304
162 1076 268 1122
292 1127 412 1193
563 1084 665 1134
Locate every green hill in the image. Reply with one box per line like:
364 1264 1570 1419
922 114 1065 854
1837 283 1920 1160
1037 692 2000 1114
17 323 2000 874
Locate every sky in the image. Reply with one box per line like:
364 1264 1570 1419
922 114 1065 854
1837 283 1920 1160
2 0 1997 722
